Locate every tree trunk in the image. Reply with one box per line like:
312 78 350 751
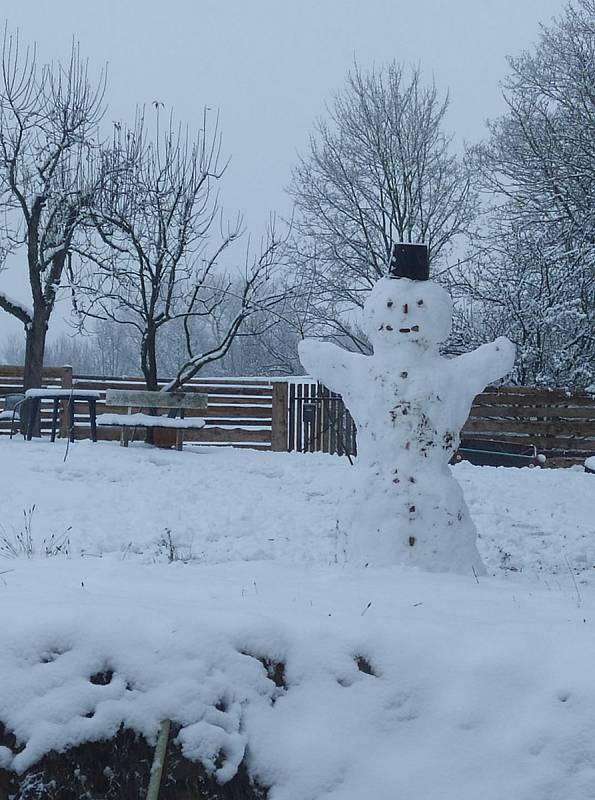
141 326 159 444
21 315 48 436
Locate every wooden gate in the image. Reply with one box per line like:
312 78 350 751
288 381 356 456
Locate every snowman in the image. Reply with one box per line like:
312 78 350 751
298 244 515 574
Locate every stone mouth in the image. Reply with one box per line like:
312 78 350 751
398 326 420 334
378 325 421 334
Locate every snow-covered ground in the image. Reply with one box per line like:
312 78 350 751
1 439 595 798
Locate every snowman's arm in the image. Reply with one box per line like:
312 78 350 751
298 339 362 395
452 337 516 395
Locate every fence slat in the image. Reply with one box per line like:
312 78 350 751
271 382 289 452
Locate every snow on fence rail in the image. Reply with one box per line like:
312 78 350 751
0 366 593 465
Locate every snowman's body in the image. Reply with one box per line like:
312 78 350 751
299 277 515 574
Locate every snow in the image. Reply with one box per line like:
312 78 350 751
96 412 207 429
585 455 595 472
1 439 595 798
0 291 33 321
299 277 515 574
24 389 102 399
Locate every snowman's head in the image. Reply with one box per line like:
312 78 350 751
363 277 452 352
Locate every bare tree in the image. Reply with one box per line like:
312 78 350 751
289 61 477 347
0 28 105 391
474 0 594 241
158 264 299 386
1 322 139 377
461 0 595 387
162 234 287 391
219 309 303 376
77 109 286 392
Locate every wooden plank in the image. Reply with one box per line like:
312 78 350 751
544 457 586 468
73 374 271 385
304 383 312 452
0 379 62 390
0 365 66 378
95 394 272 409
348 408 357 456
187 442 272 451
288 383 296 452
473 399 595 411
175 427 271 444
320 384 330 454
535 437 595 451
271 382 289 452
188 378 273 386
78 425 271 445
469 405 595 420
464 418 595 436
296 383 303 453
475 391 595 406
459 430 595 451
100 403 272 419
480 385 594 398
205 396 272 407
74 381 273 399
308 384 318 453
329 395 338 455
201 419 272 428
201 404 272 419
59 366 73 439
314 386 323 453
105 389 208 409
179 385 272 397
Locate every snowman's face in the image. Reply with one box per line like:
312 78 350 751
364 277 452 351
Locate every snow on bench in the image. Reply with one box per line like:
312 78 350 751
24 388 102 399
97 389 208 449
96 413 207 429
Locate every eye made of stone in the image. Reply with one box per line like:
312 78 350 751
387 301 393 308
417 299 424 306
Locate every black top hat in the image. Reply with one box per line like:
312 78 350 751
388 243 429 280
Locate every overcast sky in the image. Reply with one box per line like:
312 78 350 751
0 0 566 343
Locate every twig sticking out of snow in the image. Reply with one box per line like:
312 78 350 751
563 553 582 608
146 719 171 800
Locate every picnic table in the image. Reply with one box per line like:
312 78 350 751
24 388 102 442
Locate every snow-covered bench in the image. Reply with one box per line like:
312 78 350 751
97 389 208 450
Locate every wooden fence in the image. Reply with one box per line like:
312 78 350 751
0 366 288 451
1 366 594 466
286 380 595 468
462 385 595 467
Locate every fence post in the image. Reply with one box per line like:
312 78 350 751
59 365 73 439
271 381 289 452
